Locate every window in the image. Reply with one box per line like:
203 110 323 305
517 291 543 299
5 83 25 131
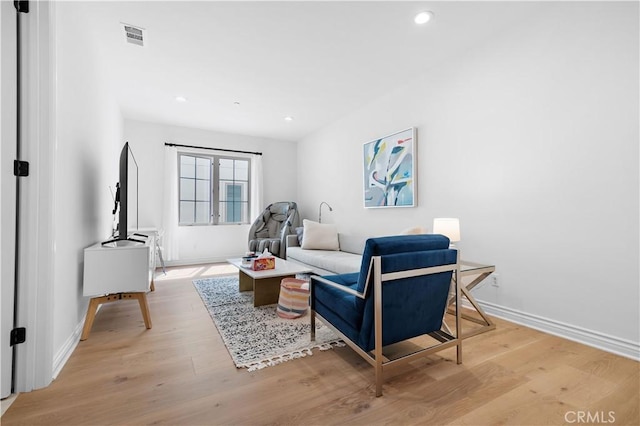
179 153 250 225
218 157 250 224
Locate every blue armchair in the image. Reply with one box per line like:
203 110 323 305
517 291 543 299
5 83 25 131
310 234 461 396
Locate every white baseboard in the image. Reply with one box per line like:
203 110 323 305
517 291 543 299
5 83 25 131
52 320 84 379
473 299 640 361
163 255 244 268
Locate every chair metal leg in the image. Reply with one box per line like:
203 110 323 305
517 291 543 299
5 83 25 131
156 239 166 275
374 256 384 397
310 309 316 341
455 255 462 365
375 358 383 397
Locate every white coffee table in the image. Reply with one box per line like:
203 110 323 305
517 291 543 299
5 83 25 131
227 258 313 307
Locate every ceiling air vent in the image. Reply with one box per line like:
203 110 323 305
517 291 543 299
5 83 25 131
121 23 146 47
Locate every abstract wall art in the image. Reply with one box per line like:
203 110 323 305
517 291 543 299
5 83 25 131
363 127 416 208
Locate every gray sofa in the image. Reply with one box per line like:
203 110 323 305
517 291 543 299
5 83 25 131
285 234 367 275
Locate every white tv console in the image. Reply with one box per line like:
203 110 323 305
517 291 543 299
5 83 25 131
81 232 157 340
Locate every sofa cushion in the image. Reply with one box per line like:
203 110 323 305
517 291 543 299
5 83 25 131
338 234 368 255
287 247 361 275
301 219 339 250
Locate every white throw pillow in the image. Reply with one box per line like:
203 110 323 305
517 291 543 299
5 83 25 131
301 219 339 250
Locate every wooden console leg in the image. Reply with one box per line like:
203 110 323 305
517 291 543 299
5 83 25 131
81 294 126 340
134 293 152 329
81 296 107 341
81 293 152 341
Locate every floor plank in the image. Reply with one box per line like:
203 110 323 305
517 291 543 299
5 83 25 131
2 264 638 425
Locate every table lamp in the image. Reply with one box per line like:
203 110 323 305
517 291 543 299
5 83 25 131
433 218 460 247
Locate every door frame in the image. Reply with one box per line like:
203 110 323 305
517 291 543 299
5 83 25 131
5 0 57 393
1 0 18 400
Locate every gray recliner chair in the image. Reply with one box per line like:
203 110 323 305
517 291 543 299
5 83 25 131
248 202 299 258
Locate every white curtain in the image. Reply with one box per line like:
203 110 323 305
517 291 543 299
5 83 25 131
250 154 264 221
162 146 179 261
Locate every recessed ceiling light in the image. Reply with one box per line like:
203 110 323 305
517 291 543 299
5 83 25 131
414 11 434 25
175 96 187 102
284 116 294 121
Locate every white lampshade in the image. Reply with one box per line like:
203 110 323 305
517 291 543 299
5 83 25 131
433 218 460 243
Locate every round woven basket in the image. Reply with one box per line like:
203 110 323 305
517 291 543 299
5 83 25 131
276 278 310 319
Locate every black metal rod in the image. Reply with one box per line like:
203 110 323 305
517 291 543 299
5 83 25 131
164 142 262 156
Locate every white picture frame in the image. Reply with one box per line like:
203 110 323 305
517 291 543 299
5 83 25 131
363 127 416 208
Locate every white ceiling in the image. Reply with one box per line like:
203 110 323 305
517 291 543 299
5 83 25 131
74 1 543 142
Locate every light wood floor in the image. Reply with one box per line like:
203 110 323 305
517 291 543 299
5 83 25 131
2 264 638 425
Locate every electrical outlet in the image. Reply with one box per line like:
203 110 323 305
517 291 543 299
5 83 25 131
491 274 500 287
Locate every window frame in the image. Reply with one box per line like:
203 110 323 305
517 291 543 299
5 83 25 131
177 151 251 226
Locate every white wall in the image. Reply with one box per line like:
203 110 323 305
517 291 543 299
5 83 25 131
298 2 639 354
123 119 298 263
51 2 123 370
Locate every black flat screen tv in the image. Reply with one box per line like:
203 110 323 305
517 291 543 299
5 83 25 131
105 142 143 245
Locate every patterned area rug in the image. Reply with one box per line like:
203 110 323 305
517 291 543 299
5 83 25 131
193 276 343 371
